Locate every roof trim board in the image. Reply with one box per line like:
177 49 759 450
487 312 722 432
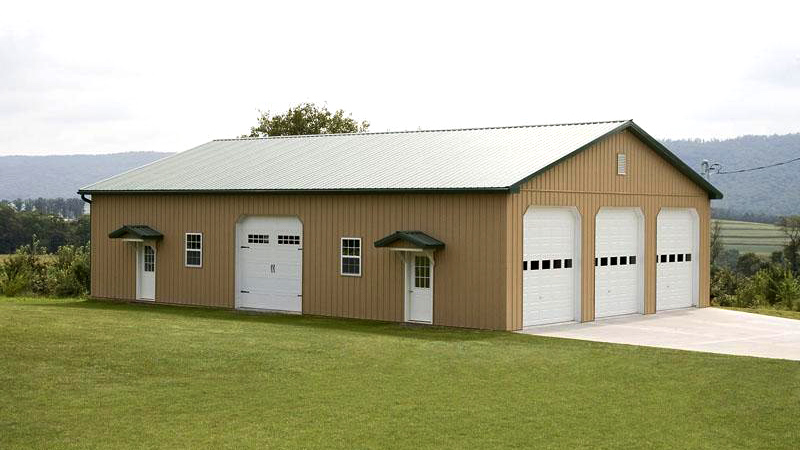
81 187 512 195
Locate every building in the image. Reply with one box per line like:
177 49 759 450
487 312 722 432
79 120 722 330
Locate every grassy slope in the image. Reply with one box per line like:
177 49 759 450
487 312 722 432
713 219 787 256
1 298 799 449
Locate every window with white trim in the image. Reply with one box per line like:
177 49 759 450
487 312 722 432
340 237 361 276
617 153 627 175
185 233 203 267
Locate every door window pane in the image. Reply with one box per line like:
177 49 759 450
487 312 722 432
144 246 155 272
414 256 430 288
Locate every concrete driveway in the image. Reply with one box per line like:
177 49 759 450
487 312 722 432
520 307 800 361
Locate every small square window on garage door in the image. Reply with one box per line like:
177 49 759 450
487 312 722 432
278 235 300 245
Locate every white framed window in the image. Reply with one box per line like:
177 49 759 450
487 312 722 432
617 153 627 175
185 233 203 268
340 237 361 276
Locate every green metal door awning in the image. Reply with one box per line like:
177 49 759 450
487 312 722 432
108 225 164 241
374 231 444 249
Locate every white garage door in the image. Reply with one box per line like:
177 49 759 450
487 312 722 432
236 216 302 312
657 209 698 310
595 208 643 318
522 207 579 327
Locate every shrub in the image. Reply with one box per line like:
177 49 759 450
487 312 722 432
47 244 90 297
710 267 741 307
733 270 770 308
0 238 90 298
0 237 48 296
0 271 28 297
774 274 800 311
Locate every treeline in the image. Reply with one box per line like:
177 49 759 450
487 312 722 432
711 208 780 224
1 197 86 219
0 203 89 254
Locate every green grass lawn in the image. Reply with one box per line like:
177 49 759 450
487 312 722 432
719 306 800 320
2 298 799 449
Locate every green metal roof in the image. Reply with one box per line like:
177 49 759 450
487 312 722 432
108 225 164 240
374 231 445 249
79 120 721 200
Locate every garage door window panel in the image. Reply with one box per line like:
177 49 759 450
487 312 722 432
248 234 269 244
278 235 300 245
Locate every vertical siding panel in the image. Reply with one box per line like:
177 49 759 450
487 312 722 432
337 196 345 319
111 196 119 298
459 194 467 327
169 195 176 303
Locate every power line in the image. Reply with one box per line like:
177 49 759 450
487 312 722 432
716 155 800 175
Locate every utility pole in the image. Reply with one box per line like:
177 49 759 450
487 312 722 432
701 159 721 181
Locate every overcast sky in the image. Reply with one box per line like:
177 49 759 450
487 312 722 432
1 0 799 156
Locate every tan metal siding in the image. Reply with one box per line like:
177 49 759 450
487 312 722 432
91 129 712 332
505 130 711 330
90 192 509 330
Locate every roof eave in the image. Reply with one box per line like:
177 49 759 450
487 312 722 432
77 187 513 195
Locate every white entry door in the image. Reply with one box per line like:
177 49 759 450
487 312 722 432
236 216 303 312
137 244 156 301
406 255 433 323
595 208 643 318
522 207 580 327
657 208 698 310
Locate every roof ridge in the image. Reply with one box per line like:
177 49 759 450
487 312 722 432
216 119 632 141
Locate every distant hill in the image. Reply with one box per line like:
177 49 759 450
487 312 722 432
1 133 798 216
664 133 800 216
0 152 173 200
